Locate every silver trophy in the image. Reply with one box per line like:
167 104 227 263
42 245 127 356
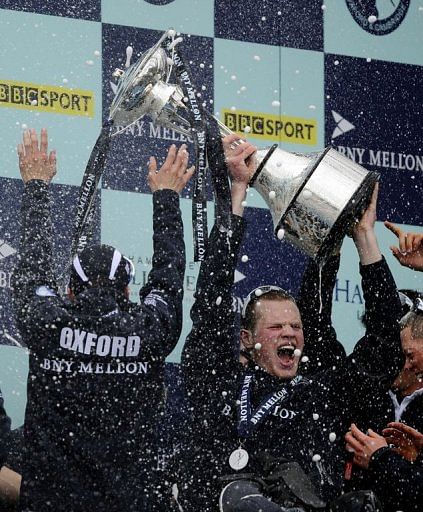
109 30 378 262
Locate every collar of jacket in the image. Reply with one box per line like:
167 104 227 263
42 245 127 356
72 287 125 318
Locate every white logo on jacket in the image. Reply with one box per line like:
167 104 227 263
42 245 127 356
59 327 141 357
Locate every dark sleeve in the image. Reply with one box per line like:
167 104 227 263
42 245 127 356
0 389 11 467
360 256 402 340
319 257 403 415
368 448 423 511
297 255 346 375
182 215 246 404
352 257 403 385
11 180 61 340
12 180 56 297
135 189 186 357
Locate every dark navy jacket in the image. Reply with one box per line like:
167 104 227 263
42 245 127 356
12 180 185 512
367 447 423 512
180 216 403 511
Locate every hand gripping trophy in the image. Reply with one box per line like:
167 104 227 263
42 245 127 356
74 30 378 263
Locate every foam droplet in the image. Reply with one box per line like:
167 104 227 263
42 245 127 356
253 55 261 61
243 125 251 133
269 190 276 200
85 59 94 66
277 229 285 240
312 454 321 462
254 343 262 350
313 413 319 420
241 200 247 207
241 255 249 263
125 46 134 68
301 355 309 363
255 289 263 297
368 15 377 24
329 433 336 443
167 29 176 38
272 100 280 107
294 348 302 357
216 296 222 306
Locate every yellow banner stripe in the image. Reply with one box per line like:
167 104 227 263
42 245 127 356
0 80 95 118
222 109 317 145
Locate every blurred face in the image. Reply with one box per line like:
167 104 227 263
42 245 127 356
401 327 423 380
242 299 304 379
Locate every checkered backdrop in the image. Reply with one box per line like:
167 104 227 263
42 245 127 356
0 0 421 427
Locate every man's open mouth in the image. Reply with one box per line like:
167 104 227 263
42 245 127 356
277 345 296 366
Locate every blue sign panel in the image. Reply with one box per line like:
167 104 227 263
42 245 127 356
215 0 323 50
325 54 423 226
234 206 307 301
0 0 101 21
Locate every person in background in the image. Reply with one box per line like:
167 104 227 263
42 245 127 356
345 422 422 511
343 221 423 507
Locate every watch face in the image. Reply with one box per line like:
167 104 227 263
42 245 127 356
228 448 249 471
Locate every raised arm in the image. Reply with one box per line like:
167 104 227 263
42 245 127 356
182 136 255 397
137 144 194 356
321 187 403 410
352 184 402 341
11 128 58 335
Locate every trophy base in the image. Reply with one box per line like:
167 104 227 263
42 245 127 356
275 147 380 262
310 170 380 262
